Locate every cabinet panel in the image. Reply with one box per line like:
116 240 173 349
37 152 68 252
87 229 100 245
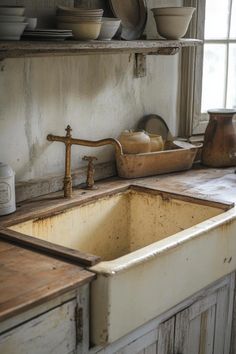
174 279 234 354
144 343 157 354
214 286 230 354
0 299 77 354
157 317 175 354
114 329 158 354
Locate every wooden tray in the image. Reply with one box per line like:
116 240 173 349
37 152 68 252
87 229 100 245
116 141 200 178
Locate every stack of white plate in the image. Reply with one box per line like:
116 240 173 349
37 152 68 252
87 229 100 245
56 6 104 40
23 29 73 41
0 6 28 40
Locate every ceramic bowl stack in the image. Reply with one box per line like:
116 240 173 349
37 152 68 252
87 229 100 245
57 6 104 40
151 7 195 39
0 6 27 40
98 18 121 40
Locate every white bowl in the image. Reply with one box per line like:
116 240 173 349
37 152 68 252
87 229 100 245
152 11 195 40
25 18 37 30
98 18 121 40
0 21 27 40
151 7 195 16
0 6 25 16
58 21 102 40
0 15 25 22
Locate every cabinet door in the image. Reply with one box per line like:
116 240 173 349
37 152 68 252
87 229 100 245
174 278 234 354
108 318 174 354
0 284 90 354
0 300 77 354
113 328 158 354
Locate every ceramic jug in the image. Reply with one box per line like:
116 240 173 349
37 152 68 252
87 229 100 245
0 163 16 216
202 109 236 167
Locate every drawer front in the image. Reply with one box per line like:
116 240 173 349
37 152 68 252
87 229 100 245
0 299 76 354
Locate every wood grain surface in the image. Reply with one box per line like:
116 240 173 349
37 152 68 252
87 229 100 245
0 240 94 322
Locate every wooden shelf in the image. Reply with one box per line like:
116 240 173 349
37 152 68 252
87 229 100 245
0 38 202 60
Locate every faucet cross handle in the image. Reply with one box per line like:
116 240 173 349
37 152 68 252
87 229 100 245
65 125 72 138
82 156 98 190
82 156 98 163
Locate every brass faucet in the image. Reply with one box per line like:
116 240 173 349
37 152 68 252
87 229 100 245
82 156 98 189
47 125 122 198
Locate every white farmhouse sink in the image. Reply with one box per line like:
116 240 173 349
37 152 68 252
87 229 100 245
9 187 236 345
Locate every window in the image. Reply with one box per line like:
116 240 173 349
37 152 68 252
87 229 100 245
179 0 236 137
201 0 236 113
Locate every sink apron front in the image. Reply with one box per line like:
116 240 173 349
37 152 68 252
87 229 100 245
90 208 236 345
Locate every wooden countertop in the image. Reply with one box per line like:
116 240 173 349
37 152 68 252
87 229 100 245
0 239 95 322
0 165 235 322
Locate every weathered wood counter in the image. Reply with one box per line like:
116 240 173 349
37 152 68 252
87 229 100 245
0 240 95 323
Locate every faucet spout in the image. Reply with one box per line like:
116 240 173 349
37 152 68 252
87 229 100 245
47 125 122 198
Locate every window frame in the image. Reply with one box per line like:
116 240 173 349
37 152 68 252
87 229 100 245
180 0 236 138
179 0 206 138
202 0 236 113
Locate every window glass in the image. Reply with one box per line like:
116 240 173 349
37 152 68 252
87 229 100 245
230 0 236 39
201 44 227 112
226 44 236 108
204 0 230 39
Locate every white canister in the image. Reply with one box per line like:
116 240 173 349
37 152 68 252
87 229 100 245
0 163 16 216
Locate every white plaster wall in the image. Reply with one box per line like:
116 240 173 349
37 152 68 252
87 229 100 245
0 0 182 182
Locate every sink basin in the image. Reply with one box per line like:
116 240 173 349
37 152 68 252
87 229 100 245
8 186 236 345
9 188 224 261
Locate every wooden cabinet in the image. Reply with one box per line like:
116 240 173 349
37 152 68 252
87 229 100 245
0 275 235 354
93 273 235 354
0 285 89 354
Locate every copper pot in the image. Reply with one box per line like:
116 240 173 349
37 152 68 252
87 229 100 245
202 109 236 167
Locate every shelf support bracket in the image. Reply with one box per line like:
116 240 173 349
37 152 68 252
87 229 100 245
134 53 147 78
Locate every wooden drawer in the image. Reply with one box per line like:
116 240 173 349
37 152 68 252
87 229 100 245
0 299 77 354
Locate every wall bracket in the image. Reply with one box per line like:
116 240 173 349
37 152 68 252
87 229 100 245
134 47 180 78
134 53 147 78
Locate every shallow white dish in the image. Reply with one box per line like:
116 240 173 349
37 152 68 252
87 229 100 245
0 6 25 16
0 21 27 40
98 17 121 40
23 29 73 40
57 5 103 17
0 15 25 22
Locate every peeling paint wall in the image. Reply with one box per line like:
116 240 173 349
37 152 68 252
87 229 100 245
0 0 182 183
